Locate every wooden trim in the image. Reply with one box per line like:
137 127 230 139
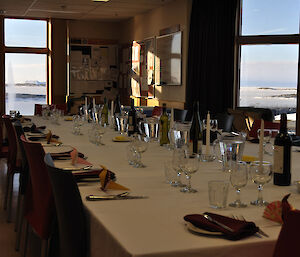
5 47 49 54
4 16 49 22
237 35 299 45
297 31 300 135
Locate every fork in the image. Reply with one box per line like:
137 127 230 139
231 214 269 238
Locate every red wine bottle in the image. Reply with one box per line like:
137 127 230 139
189 101 203 154
273 113 291 186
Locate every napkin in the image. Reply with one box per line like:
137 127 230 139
273 194 300 257
70 149 79 165
184 212 259 240
45 130 61 144
99 165 129 191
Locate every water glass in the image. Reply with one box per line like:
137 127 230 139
250 161 272 206
229 161 248 208
164 160 179 185
131 135 148 168
208 180 229 209
115 114 128 135
172 148 187 187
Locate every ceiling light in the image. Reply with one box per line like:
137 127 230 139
92 0 110 2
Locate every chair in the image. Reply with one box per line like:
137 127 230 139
0 117 9 159
34 104 43 116
2 115 22 222
13 122 29 250
174 109 188 122
44 153 87 257
21 136 55 257
215 112 234 132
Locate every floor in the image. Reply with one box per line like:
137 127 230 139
0 159 40 257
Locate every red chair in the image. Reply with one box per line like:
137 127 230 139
151 106 163 117
34 104 43 116
21 136 55 257
0 117 8 159
2 115 22 222
249 119 280 139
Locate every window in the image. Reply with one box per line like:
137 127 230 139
4 18 49 115
236 0 300 131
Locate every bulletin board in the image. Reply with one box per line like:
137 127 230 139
69 44 118 95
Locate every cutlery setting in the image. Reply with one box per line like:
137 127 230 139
86 192 148 201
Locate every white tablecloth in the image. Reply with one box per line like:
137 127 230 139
31 117 300 257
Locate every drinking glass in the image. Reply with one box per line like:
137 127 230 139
132 135 149 168
172 148 187 187
257 129 272 155
250 161 272 206
229 161 248 207
180 152 200 193
203 119 218 132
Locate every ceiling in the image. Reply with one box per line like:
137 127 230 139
0 0 174 21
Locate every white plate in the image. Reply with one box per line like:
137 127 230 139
185 222 223 236
44 145 74 154
53 160 92 171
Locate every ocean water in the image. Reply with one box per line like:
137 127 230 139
240 87 296 109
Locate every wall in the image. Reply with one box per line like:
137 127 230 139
68 20 121 40
120 0 192 108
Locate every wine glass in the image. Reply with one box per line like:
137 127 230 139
250 161 272 206
180 151 200 193
229 161 248 207
172 148 187 187
132 135 149 168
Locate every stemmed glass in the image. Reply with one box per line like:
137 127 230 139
132 135 149 168
229 161 248 207
180 151 200 193
172 148 187 187
250 161 273 206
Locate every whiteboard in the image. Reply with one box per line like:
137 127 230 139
155 31 182 86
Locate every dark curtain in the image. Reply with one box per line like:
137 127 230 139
186 0 238 118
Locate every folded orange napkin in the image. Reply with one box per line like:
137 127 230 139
184 213 259 240
46 130 61 144
99 165 129 191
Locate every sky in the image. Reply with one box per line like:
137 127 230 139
3 0 300 86
240 0 300 87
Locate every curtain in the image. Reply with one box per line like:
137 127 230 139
186 0 238 118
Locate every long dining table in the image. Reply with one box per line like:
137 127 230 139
29 116 300 257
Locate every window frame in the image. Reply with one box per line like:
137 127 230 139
3 16 51 107
234 0 300 134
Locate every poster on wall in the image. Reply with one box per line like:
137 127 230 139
155 31 182 86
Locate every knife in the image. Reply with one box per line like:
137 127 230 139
86 195 148 201
203 214 234 232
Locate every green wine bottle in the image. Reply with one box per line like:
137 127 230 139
160 104 170 146
101 97 108 126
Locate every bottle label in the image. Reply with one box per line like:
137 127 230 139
273 145 284 174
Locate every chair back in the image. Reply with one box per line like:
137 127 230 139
174 109 188 122
34 104 43 115
14 121 29 195
20 136 54 239
215 112 234 132
44 153 87 257
2 115 18 172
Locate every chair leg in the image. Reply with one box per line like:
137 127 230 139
23 220 30 257
41 239 49 257
15 184 22 231
7 173 14 222
15 195 24 251
3 172 10 210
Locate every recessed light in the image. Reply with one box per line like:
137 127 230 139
92 0 110 2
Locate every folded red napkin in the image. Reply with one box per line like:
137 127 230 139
184 212 259 240
273 194 300 257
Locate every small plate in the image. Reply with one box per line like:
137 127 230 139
44 145 73 154
53 160 92 171
185 222 223 236
112 136 131 142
